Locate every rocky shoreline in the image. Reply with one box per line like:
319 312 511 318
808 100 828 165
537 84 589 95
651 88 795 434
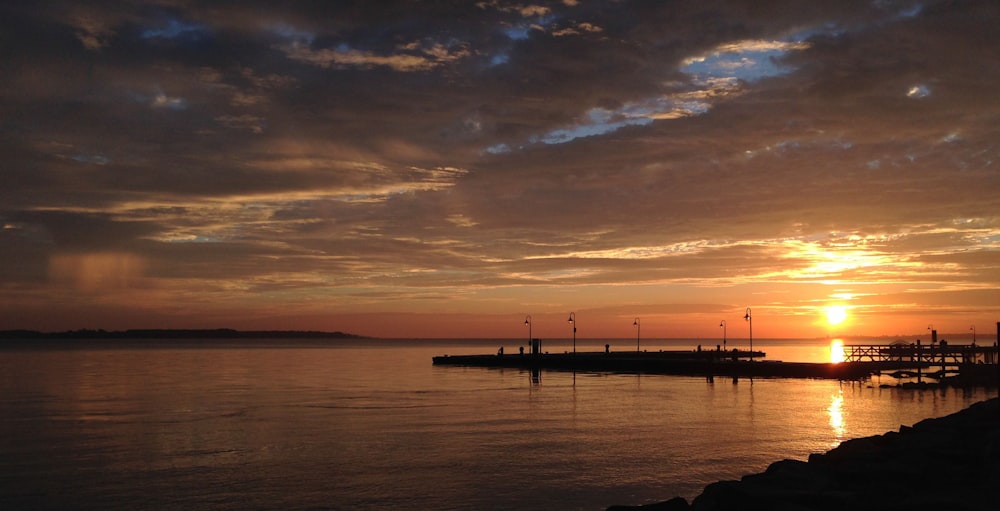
608 397 999 511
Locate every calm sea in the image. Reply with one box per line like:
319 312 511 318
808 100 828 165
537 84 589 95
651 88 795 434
0 338 993 510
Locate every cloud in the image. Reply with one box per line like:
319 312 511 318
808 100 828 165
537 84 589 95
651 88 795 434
151 91 187 109
0 0 997 336
282 43 448 72
70 12 117 50
140 18 209 41
552 22 603 37
49 252 148 291
215 114 265 133
276 26 473 72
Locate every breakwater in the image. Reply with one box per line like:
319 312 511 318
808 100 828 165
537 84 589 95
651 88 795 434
607 397 1000 511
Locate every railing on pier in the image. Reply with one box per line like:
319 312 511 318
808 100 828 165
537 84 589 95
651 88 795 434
842 342 998 381
843 343 997 364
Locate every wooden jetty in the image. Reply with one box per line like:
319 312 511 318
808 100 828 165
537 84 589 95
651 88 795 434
843 340 998 384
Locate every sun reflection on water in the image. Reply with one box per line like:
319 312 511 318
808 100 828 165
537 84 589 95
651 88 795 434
829 339 845 364
828 391 846 446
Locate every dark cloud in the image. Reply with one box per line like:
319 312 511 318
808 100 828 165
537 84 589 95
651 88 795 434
0 0 997 336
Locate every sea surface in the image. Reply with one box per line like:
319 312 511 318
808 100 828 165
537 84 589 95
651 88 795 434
0 337 993 510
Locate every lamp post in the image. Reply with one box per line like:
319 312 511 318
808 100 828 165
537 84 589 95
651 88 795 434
744 307 753 362
633 318 640 352
524 315 532 348
970 325 976 344
719 320 727 351
568 312 576 354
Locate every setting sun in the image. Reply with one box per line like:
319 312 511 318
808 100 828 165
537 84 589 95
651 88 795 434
824 305 848 326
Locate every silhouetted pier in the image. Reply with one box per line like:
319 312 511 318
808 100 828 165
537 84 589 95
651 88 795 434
843 338 998 383
433 332 1000 385
432 349 880 380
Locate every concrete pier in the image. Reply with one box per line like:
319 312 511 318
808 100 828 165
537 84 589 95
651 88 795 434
432 350 880 380
433 343 999 384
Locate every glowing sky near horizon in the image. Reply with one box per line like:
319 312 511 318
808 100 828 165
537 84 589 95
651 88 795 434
1 0 998 339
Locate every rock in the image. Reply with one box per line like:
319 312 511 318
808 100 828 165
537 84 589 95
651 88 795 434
609 398 1000 511
759 459 834 494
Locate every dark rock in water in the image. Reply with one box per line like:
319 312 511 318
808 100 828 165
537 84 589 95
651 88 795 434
608 398 999 511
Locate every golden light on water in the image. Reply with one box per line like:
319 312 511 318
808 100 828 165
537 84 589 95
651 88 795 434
829 339 845 364
827 391 846 445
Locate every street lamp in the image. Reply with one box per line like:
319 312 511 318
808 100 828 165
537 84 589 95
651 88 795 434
568 312 577 354
719 320 727 351
524 315 532 348
744 307 753 362
633 317 640 352
970 325 976 344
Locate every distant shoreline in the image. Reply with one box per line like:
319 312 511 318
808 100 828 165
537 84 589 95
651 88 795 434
0 328 368 340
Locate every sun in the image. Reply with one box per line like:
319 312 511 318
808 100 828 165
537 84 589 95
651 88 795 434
824 305 848 326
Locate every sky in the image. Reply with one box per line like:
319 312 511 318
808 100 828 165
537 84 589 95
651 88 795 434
1 0 998 340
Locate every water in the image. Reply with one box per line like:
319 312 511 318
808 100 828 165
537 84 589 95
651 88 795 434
0 338 993 510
